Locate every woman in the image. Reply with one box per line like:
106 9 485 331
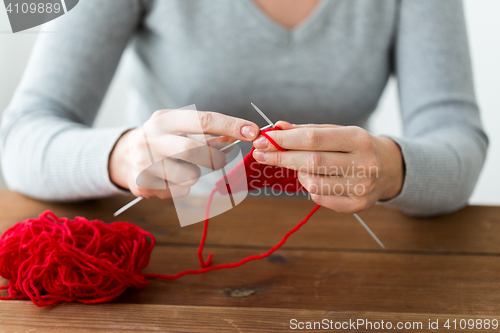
0 0 488 216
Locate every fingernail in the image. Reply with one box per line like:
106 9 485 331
253 137 269 149
241 126 257 139
253 150 267 162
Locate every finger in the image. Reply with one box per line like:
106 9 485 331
145 134 228 170
133 182 191 200
274 121 297 130
275 120 341 130
297 173 367 196
188 134 234 145
207 136 237 152
139 158 201 187
253 150 361 175
309 194 370 214
254 127 359 152
150 109 260 141
188 134 236 153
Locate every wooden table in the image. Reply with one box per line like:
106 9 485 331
0 190 499 332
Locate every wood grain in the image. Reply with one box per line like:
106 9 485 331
1 191 500 332
120 246 500 315
3 242 499 315
0 301 498 333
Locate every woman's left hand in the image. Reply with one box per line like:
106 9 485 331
252 121 405 213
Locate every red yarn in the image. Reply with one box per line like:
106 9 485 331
197 127 310 268
0 126 320 306
213 127 303 195
0 211 154 306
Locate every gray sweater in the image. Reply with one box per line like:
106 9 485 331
0 0 488 216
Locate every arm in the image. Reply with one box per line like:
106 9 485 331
382 0 488 216
0 0 145 201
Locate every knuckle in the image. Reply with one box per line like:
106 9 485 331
151 110 164 118
349 199 369 213
308 152 323 169
197 112 214 131
310 193 324 205
151 109 173 120
354 128 374 150
274 152 283 166
226 118 240 136
305 130 321 150
134 152 152 171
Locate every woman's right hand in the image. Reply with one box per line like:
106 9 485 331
109 109 259 199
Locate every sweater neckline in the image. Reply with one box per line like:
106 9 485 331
240 0 333 42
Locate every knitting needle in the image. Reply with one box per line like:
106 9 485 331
218 123 273 153
113 123 274 217
251 103 274 127
353 213 385 249
250 103 385 249
114 197 143 217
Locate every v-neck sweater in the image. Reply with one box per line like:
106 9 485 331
0 0 488 216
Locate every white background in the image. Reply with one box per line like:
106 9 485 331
0 0 498 205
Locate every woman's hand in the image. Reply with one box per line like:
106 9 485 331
109 109 259 199
252 121 404 213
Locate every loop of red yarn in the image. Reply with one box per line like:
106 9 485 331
261 130 287 152
0 126 320 306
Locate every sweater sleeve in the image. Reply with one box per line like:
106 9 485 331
0 0 146 201
380 0 489 216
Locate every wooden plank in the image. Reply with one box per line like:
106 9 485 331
1 191 499 331
3 244 498 316
0 301 499 332
16 245 490 316
1 191 500 254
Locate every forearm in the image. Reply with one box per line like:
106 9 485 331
381 124 488 217
1 112 130 201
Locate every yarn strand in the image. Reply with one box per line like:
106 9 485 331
142 204 320 280
197 188 216 268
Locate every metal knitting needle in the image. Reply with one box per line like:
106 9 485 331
218 123 273 153
251 103 274 127
113 123 274 217
353 213 385 249
251 103 385 249
114 197 143 217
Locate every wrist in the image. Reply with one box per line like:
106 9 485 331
108 130 132 190
376 136 404 201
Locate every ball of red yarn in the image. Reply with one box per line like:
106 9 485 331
0 211 155 307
